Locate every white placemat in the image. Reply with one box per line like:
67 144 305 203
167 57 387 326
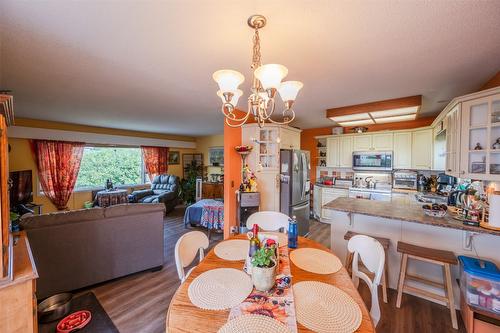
294 281 362 333
218 314 292 333
214 240 249 261
188 268 253 310
290 247 342 274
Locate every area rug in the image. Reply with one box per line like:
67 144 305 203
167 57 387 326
39 291 119 333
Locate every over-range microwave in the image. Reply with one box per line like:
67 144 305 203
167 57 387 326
352 151 393 171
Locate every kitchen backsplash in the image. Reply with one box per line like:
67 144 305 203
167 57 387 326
316 167 441 182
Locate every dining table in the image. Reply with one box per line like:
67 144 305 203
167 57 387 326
166 235 375 333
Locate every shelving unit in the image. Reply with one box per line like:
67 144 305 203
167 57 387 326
460 93 500 179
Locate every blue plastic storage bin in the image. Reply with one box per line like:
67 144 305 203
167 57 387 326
458 255 500 314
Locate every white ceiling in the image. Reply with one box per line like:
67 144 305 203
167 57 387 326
1 0 499 136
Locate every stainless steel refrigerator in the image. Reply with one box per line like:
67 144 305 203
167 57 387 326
280 149 311 236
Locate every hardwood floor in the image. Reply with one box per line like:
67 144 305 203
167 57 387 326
89 208 465 333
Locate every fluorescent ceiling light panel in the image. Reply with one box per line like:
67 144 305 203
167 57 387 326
370 106 419 118
338 119 375 127
330 113 371 122
374 114 416 124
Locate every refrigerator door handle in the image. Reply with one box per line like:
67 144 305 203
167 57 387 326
301 152 308 200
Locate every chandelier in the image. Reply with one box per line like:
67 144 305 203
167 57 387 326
213 15 303 128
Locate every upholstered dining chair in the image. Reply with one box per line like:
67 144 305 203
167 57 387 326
174 231 209 282
347 235 385 326
246 211 290 232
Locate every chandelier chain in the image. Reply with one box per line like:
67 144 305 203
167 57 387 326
251 29 261 69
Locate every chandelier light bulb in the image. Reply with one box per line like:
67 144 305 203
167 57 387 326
217 89 243 106
278 81 304 102
212 70 245 93
254 64 288 90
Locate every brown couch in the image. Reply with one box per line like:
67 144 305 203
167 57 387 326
20 203 165 300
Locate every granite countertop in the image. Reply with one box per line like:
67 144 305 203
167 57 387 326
324 197 500 236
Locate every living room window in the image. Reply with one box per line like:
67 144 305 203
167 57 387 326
75 146 147 190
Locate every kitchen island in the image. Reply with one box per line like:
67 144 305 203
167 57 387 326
324 197 499 307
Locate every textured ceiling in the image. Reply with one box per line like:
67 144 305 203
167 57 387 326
1 0 499 136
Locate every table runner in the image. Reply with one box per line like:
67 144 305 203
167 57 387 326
228 246 298 333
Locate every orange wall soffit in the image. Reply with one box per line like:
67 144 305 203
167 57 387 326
479 71 500 91
326 95 422 118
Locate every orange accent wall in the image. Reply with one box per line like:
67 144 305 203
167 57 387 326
300 127 333 184
480 71 500 90
223 123 242 239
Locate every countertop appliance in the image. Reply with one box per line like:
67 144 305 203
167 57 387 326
436 173 456 193
393 170 418 190
280 149 310 237
352 151 393 171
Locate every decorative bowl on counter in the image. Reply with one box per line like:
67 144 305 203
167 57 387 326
422 204 447 218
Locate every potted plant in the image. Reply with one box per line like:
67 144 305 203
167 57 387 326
251 247 277 292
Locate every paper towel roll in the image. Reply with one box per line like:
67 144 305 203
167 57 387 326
489 191 500 228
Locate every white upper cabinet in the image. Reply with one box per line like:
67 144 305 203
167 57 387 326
339 136 353 167
326 137 340 167
279 127 301 150
353 133 393 151
353 135 372 151
393 132 412 169
411 129 433 170
372 133 394 151
460 93 500 181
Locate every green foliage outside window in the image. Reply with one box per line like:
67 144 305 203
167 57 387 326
76 147 143 189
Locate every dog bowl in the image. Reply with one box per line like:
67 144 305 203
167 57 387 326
38 293 73 323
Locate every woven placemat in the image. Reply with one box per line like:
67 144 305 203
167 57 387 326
218 314 291 333
188 268 253 310
294 281 362 333
260 232 288 247
214 240 249 261
290 247 342 274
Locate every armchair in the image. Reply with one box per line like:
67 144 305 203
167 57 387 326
129 174 180 213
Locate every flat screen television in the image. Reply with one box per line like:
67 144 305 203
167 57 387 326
9 170 33 207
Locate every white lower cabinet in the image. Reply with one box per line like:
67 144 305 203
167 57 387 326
320 187 348 221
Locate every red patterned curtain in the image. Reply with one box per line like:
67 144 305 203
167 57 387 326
30 140 85 210
141 146 169 182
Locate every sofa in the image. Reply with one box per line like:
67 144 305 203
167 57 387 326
20 203 165 299
128 174 180 214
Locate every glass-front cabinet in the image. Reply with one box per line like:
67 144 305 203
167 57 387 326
460 93 500 181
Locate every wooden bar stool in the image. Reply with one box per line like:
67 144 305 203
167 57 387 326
396 241 458 330
344 231 390 303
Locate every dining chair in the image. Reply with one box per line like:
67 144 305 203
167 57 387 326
347 234 385 326
246 211 290 232
174 231 209 283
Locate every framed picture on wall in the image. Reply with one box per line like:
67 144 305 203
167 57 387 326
169 151 180 165
209 147 224 166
